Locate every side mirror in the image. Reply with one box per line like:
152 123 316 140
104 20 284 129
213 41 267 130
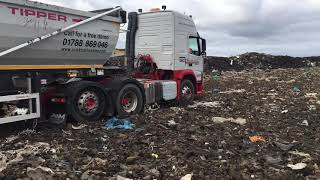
199 38 206 56
201 38 206 53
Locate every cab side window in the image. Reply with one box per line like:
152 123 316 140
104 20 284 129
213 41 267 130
188 37 200 56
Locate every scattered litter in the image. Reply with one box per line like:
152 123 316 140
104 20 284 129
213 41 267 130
281 110 289 114
135 127 145 132
212 117 246 125
301 120 309 126
293 86 301 92
292 86 301 95
308 105 317 111
287 163 307 170
168 120 177 126
200 156 206 161
72 124 88 130
11 108 28 116
117 175 133 180
19 129 36 136
151 153 159 159
305 93 318 98
189 101 220 108
170 107 184 112
249 136 266 143
0 153 7 172
274 142 294 151
50 149 57 154
289 151 311 159
146 103 160 111
0 142 50 172
219 89 246 94
82 158 107 169
62 129 72 136
126 156 139 164
147 168 160 177
180 173 193 180
27 166 54 180
5 135 19 143
286 79 296 84
265 155 282 164
104 117 135 130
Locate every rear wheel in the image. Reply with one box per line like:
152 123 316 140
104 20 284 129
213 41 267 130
67 81 106 122
116 84 143 118
179 79 195 105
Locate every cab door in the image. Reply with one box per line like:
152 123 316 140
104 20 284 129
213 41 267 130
187 36 203 72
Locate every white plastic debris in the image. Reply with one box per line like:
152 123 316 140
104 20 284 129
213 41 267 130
71 124 88 130
180 173 193 180
170 107 184 112
289 151 311 159
220 89 246 94
168 120 177 126
281 110 289 114
212 117 247 125
305 93 318 98
0 153 7 172
287 163 307 170
11 108 28 116
189 101 220 108
146 103 160 111
117 175 133 180
301 120 309 126
50 149 57 154
309 105 317 111
5 135 19 143
19 129 36 136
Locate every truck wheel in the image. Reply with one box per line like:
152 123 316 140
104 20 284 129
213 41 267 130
116 84 143 117
67 82 106 122
179 79 195 105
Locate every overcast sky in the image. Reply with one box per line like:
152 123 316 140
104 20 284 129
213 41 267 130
33 0 320 57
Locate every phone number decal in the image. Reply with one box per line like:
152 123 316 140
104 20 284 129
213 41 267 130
62 38 109 48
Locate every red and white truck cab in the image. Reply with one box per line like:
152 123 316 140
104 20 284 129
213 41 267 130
128 8 206 104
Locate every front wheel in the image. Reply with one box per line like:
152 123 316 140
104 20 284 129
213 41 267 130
116 84 144 118
179 79 195 105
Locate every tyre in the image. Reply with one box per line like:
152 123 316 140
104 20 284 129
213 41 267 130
116 84 143 117
66 81 106 122
179 79 195 105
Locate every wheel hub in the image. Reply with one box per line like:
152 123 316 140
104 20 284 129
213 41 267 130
121 91 138 113
78 91 99 115
182 86 192 98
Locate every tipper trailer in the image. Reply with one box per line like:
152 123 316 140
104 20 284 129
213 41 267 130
0 0 206 124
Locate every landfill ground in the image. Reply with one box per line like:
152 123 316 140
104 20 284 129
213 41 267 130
1 66 320 179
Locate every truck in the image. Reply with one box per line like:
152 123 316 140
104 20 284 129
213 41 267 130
0 0 206 125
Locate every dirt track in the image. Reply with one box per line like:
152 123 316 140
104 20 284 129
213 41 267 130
1 67 320 179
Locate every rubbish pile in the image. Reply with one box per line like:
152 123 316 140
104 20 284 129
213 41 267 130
0 66 320 179
205 52 320 71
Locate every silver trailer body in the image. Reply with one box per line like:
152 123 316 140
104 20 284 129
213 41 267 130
0 0 123 68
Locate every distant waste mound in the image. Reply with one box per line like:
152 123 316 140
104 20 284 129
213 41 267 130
205 52 320 71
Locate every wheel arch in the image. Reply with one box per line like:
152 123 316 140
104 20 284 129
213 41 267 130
173 70 197 87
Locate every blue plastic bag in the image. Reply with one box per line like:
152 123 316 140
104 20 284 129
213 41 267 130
104 117 135 130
